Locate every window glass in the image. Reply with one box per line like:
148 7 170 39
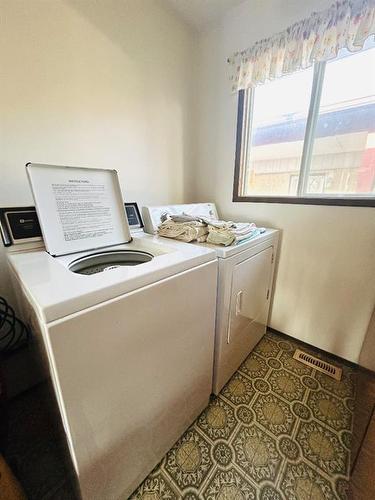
243 68 313 196
236 39 375 204
307 45 375 196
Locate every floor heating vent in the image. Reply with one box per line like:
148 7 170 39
293 349 342 381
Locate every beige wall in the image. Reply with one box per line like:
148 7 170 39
192 0 375 363
0 0 196 303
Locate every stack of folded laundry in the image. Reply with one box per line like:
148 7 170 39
158 213 209 243
206 222 264 246
158 213 265 246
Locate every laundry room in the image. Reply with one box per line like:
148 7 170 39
0 0 374 499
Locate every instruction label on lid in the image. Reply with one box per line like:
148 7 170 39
26 164 131 256
53 180 114 242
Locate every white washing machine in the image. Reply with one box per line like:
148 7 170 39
1 165 217 500
143 203 279 394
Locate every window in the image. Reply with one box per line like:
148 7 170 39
234 40 375 206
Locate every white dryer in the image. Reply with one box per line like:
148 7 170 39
2 166 217 500
143 203 279 394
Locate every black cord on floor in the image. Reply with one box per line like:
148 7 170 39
0 297 30 353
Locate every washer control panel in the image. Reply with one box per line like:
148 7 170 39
0 207 42 246
0 203 143 247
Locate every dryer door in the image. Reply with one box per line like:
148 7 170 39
227 246 273 360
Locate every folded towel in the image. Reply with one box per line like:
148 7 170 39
158 219 208 243
228 222 257 236
234 227 266 244
207 224 265 246
206 228 235 246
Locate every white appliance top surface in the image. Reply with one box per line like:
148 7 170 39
142 203 278 258
26 163 131 256
8 233 216 323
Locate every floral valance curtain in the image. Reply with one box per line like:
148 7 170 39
228 0 375 92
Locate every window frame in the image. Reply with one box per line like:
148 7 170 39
233 60 375 207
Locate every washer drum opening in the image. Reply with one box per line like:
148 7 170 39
69 250 154 275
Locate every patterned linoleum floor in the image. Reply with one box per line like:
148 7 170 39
130 331 355 500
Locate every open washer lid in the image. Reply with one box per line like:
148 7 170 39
26 163 131 256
